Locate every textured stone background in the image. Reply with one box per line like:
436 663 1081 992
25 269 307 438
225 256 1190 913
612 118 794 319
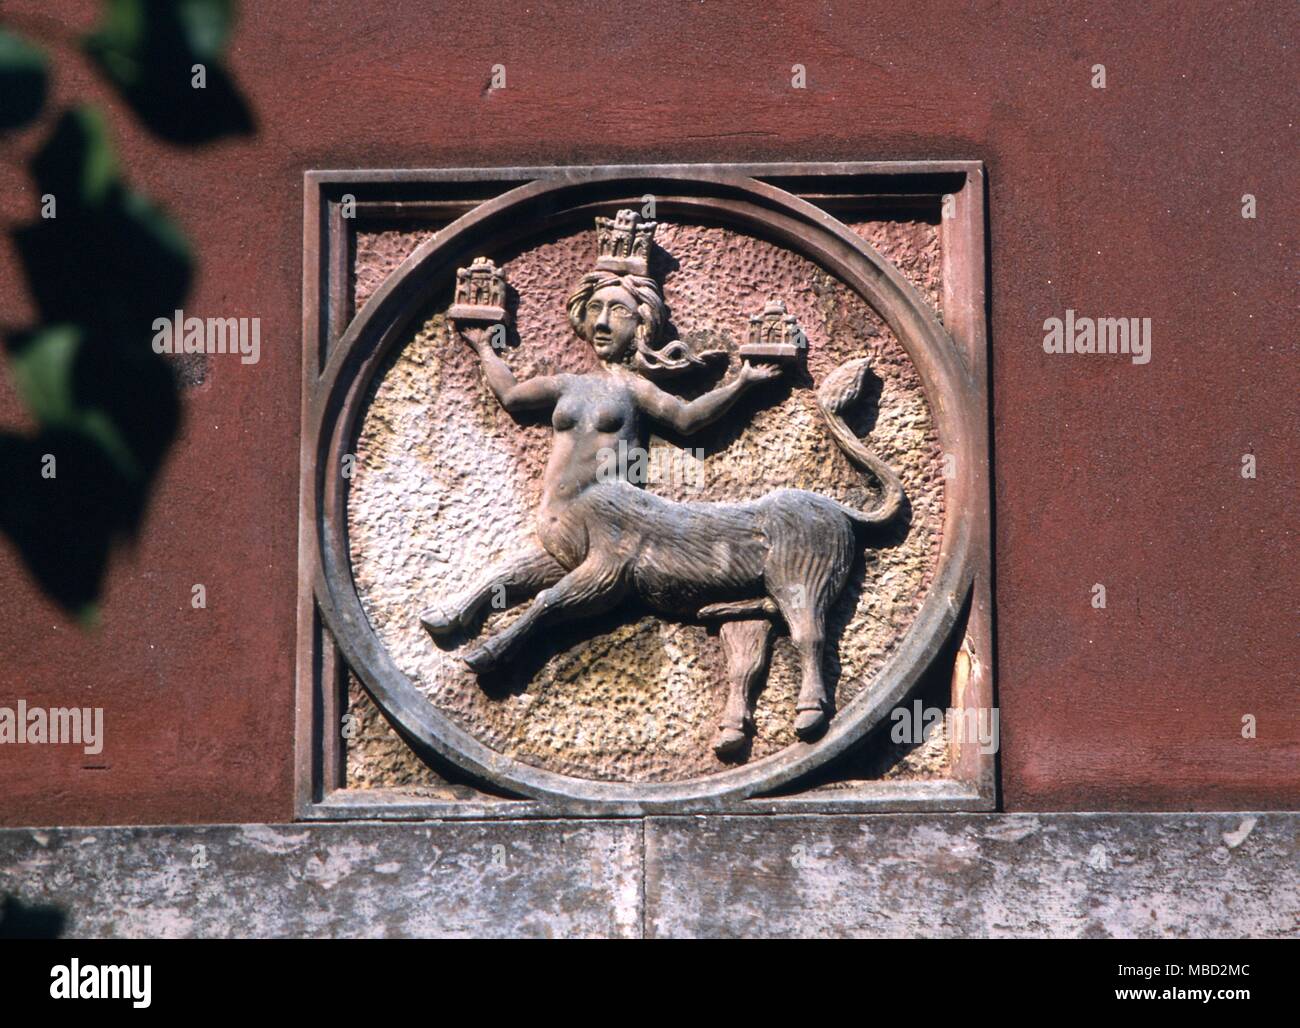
344 216 948 786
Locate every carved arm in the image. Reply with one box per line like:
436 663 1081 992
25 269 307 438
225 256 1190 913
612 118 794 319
632 360 782 435
454 323 564 413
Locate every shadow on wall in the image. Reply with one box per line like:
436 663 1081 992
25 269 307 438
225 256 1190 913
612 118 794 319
0 893 66 939
0 0 254 623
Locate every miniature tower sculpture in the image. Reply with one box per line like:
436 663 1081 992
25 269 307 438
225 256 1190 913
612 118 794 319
740 299 806 364
448 256 510 325
594 209 657 275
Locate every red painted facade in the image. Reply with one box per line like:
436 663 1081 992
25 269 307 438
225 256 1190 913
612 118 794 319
0 1 1294 823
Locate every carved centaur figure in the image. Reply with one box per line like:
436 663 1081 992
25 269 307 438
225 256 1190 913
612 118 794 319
420 211 903 756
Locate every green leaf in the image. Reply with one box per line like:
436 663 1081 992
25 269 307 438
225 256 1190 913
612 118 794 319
11 104 188 500
73 602 101 630
0 428 138 616
83 0 252 143
28 106 118 211
177 0 234 62
82 0 150 92
0 28 48 130
9 325 141 480
8 324 80 423
119 186 190 269
85 0 234 72
17 107 192 331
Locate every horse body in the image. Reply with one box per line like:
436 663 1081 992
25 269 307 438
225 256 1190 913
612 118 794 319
422 357 905 755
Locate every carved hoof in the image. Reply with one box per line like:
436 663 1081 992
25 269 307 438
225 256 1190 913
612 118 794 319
793 706 828 741
419 605 461 637
712 724 748 758
461 639 503 674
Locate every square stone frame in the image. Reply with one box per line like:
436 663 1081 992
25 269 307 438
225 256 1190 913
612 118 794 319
296 162 994 820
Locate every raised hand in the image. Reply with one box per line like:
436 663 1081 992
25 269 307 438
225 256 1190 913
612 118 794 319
738 359 785 385
450 319 500 354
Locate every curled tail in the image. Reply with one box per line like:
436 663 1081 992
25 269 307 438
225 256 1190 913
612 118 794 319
817 358 904 525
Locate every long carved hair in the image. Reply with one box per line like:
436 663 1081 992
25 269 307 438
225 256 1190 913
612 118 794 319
566 271 719 375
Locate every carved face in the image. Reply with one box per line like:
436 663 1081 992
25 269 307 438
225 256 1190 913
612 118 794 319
582 283 641 363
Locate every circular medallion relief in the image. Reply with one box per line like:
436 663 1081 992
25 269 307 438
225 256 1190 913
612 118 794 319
312 173 978 808
347 219 945 783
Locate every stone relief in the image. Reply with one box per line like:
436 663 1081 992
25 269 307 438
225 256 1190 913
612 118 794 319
308 165 988 809
415 210 908 758
340 197 958 794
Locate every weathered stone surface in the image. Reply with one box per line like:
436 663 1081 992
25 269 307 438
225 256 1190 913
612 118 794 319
1 816 1294 938
643 814 1300 938
0 821 641 938
346 217 946 786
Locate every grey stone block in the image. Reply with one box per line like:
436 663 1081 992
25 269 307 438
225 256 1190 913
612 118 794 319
643 813 1299 938
0 821 642 938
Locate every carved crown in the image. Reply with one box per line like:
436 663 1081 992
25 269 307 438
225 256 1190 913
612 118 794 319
594 209 656 276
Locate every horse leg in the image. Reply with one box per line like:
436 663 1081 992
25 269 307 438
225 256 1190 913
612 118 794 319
770 556 848 742
420 544 565 638
782 593 831 741
713 619 774 758
461 557 627 672
766 509 854 741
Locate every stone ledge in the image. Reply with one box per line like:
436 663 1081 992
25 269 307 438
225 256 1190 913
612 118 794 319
644 813 1298 938
0 820 643 939
0 814 1294 938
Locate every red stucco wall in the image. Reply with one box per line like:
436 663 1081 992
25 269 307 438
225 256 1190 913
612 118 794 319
1 0 1294 824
